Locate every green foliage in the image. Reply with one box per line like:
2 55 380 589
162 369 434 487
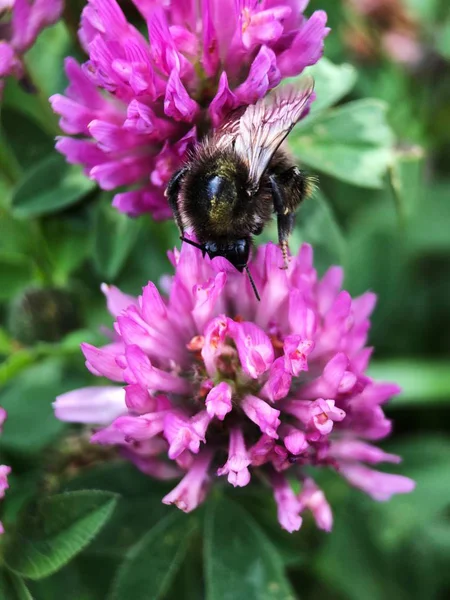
0 3 449 599
110 512 197 600
64 463 174 556
0 361 69 452
295 190 347 272
92 194 142 281
407 180 450 253
11 154 96 218
4 491 118 580
293 57 357 113
368 360 450 406
0 570 34 600
388 147 424 223
291 99 394 188
205 497 295 600
1 109 55 170
0 254 34 300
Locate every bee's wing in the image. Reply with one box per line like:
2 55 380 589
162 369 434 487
213 108 245 151
235 77 314 186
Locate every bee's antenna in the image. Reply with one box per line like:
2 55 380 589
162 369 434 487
244 265 261 302
180 236 204 251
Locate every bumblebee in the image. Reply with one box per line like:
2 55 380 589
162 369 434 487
165 77 316 300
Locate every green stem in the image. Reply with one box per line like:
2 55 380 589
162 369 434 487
31 220 55 286
388 163 407 230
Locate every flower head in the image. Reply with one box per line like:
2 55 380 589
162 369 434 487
54 241 415 532
0 407 11 534
50 0 329 218
344 0 422 66
0 0 63 94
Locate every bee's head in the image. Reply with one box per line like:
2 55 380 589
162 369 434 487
180 236 260 301
204 239 250 272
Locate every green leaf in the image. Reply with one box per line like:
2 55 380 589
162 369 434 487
294 190 347 273
11 154 96 218
92 194 142 281
407 181 450 253
165 539 204 600
43 220 91 285
0 348 36 385
374 436 450 546
314 495 406 600
110 512 196 600
390 536 443 600
0 253 34 300
114 219 179 293
29 555 120 600
343 199 408 346
2 78 55 137
0 570 34 600
25 22 77 97
0 212 32 255
232 487 306 568
3 22 76 136
0 327 13 354
404 0 441 23
1 109 54 169
368 360 450 406
436 18 450 59
60 328 104 353
51 231 89 283
291 99 394 188
1 472 41 531
63 463 173 557
63 462 172 498
5 491 118 580
388 147 425 223
305 57 358 114
425 521 450 554
0 360 75 452
0 127 22 186
205 496 295 600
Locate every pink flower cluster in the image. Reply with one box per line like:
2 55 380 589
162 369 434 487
50 0 329 219
0 0 63 94
345 0 423 66
54 242 415 533
0 408 11 534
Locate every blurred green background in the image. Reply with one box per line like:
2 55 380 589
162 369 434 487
0 0 449 598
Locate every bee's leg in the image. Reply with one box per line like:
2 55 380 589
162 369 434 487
269 172 297 268
165 167 188 235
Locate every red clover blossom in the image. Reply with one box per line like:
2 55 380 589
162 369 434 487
50 0 329 218
0 0 63 94
54 242 415 532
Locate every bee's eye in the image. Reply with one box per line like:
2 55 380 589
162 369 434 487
207 242 218 254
